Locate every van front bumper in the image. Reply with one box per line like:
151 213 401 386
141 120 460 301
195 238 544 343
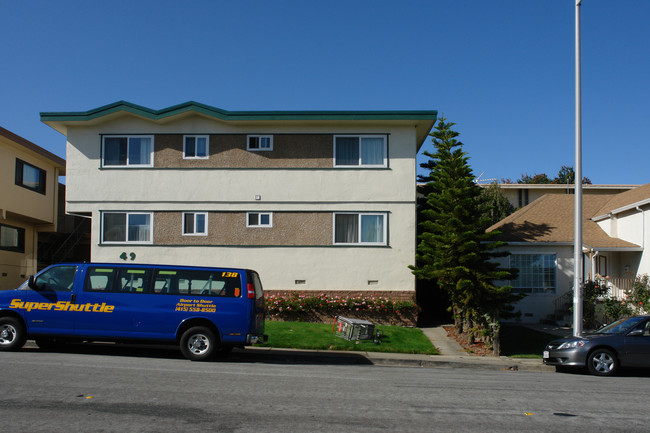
246 334 268 344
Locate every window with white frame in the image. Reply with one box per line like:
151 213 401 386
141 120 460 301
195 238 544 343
102 136 153 167
183 212 208 235
509 253 557 294
334 135 386 167
183 135 209 159
247 212 273 227
102 212 153 244
247 135 273 151
334 213 386 245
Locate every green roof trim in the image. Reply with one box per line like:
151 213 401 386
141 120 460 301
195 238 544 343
40 100 438 123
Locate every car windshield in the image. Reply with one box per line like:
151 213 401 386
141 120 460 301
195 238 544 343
595 316 646 335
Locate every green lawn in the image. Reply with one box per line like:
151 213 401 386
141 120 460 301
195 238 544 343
499 324 561 358
256 321 439 355
257 321 560 358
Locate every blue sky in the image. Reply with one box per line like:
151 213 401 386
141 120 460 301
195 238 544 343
1 0 648 184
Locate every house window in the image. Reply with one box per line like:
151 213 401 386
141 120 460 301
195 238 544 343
247 135 273 151
101 212 153 244
102 136 153 167
334 213 386 245
334 136 386 167
183 136 209 159
183 212 208 235
518 189 529 208
0 223 25 253
15 159 46 194
247 212 272 227
510 253 557 294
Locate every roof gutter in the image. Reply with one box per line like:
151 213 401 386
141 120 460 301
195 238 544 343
593 198 650 221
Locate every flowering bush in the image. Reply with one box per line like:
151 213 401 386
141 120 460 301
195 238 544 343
628 274 650 313
265 292 418 318
586 274 650 323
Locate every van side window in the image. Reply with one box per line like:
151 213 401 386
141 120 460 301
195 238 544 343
152 270 241 297
84 267 152 293
84 267 116 292
117 268 152 293
34 265 77 292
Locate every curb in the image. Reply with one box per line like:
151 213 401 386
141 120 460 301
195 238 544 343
23 341 554 372
237 347 555 373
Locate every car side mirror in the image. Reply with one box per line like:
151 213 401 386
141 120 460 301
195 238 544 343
28 275 37 290
627 329 644 337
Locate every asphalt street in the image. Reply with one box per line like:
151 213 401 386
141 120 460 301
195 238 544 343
1 347 650 432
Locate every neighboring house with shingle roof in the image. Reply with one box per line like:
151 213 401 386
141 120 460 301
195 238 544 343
488 184 650 323
496 183 638 209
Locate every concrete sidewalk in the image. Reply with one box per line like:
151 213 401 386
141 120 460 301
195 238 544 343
237 346 553 372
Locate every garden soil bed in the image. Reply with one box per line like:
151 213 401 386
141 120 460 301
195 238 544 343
444 325 494 356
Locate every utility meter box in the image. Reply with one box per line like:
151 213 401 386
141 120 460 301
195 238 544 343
333 316 375 341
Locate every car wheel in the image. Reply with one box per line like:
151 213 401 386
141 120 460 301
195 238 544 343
180 326 217 361
0 317 27 351
587 348 618 376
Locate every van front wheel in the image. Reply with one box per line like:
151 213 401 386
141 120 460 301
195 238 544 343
0 317 26 351
180 327 217 361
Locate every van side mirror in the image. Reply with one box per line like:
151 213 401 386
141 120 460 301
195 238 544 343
28 275 37 290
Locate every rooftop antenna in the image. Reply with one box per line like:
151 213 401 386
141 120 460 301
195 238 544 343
474 172 497 185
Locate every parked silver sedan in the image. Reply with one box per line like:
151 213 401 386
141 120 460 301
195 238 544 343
543 316 650 376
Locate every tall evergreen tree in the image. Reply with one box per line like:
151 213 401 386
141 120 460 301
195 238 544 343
410 118 521 351
480 181 515 226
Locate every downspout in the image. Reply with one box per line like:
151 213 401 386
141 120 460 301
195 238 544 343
53 167 60 232
591 250 599 280
636 206 645 249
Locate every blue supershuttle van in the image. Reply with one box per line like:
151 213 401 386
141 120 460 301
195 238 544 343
0 263 266 360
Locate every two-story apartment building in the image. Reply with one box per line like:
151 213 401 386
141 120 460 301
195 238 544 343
41 101 437 298
0 126 65 290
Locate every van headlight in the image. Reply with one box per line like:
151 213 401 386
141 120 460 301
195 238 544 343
557 340 586 349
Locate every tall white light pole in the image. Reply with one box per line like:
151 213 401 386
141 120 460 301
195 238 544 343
573 0 584 337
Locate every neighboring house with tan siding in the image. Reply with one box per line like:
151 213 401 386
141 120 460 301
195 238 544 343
41 101 437 298
0 126 65 290
493 183 638 209
489 183 650 323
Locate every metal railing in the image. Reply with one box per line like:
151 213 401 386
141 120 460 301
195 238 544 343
553 291 573 318
603 277 634 300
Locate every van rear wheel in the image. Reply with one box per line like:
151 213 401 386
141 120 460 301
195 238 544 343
0 317 26 351
180 326 217 361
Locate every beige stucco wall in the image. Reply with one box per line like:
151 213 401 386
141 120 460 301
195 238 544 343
88 203 415 291
65 116 416 208
0 217 37 291
0 133 62 290
0 137 59 226
597 207 650 278
65 113 418 292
